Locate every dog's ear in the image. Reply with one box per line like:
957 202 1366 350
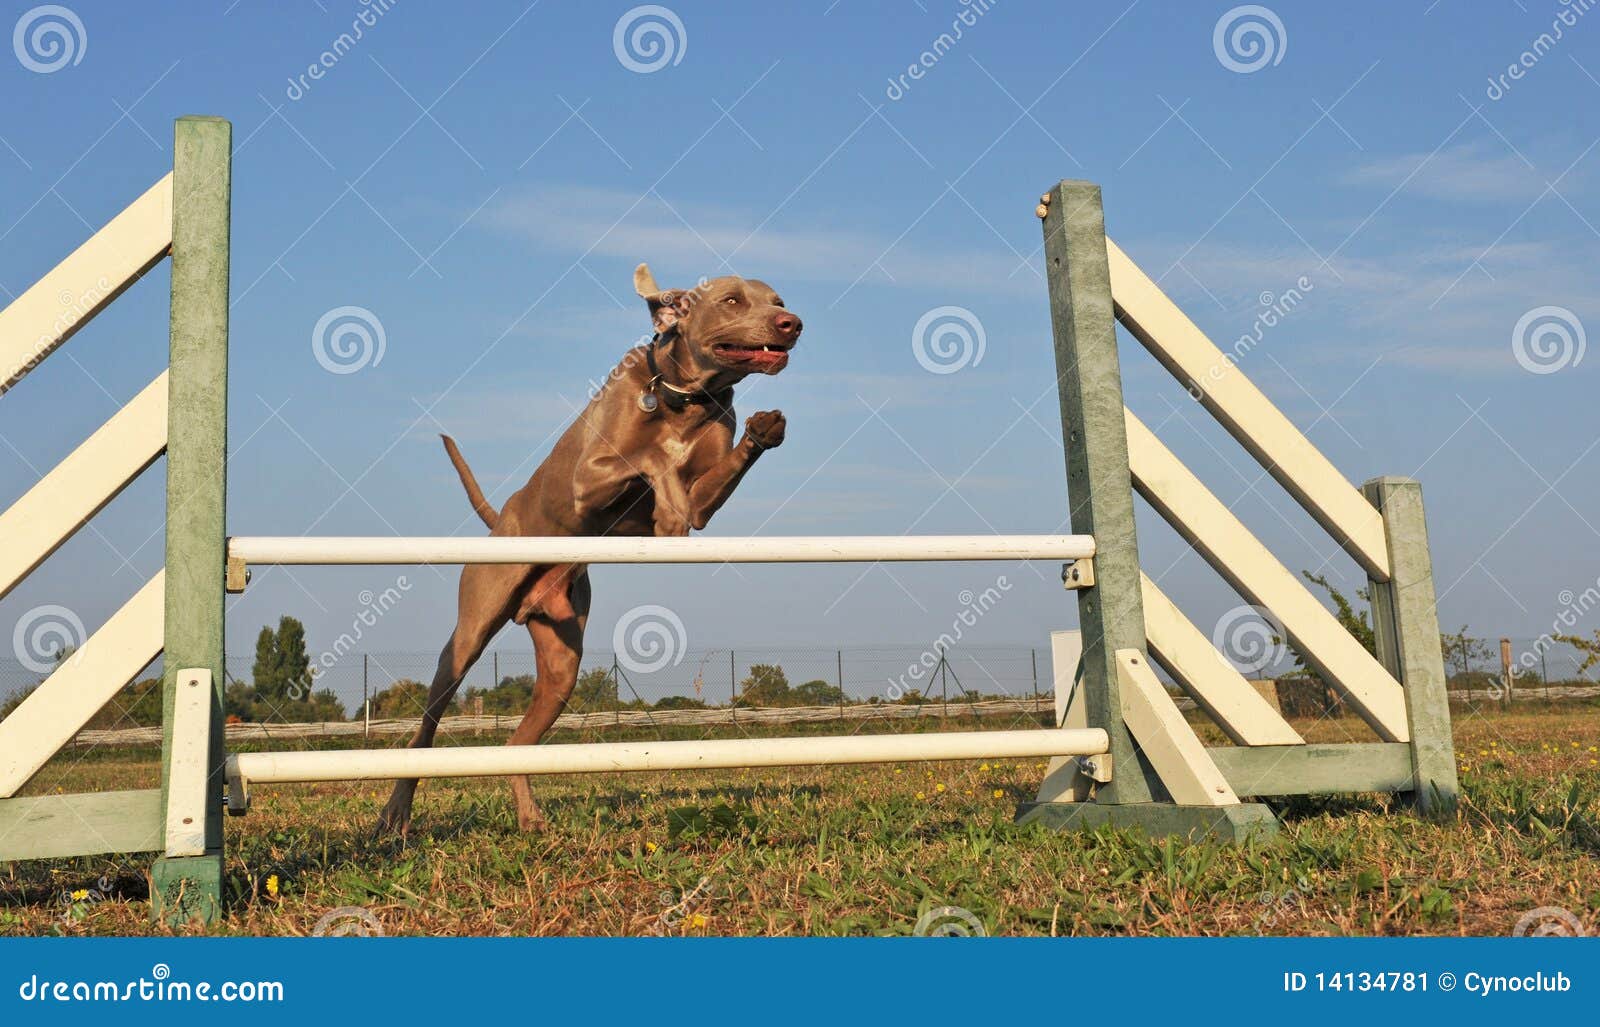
634 262 691 334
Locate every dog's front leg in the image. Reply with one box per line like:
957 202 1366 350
685 410 785 530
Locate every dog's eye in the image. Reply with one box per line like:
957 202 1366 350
723 296 739 305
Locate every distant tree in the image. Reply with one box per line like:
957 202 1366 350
1553 629 1600 676
368 678 432 719
571 667 618 711
86 677 163 728
792 679 844 706
460 674 536 716
1440 627 1494 679
654 694 708 710
738 664 791 707
252 616 314 701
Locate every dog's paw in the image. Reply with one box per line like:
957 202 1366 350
745 410 786 449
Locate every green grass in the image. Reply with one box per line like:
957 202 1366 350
3 704 1597 936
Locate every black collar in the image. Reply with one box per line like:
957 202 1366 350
645 333 727 412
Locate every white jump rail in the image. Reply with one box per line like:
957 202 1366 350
228 728 1110 789
229 534 1097 565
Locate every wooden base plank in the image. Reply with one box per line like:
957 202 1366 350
0 789 163 860
1207 743 1415 797
1015 799 1279 843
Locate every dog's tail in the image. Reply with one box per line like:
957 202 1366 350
441 434 498 530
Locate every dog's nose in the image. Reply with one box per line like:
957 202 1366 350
773 312 802 338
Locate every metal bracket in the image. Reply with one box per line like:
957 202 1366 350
1076 753 1113 783
225 554 250 594
1061 557 1095 590
225 758 250 816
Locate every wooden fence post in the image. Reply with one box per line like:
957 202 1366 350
1018 181 1274 841
152 116 231 924
1363 477 1458 815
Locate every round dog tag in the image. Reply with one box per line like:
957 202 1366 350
638 391 658 413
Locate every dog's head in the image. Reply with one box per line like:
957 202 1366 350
634 263 801 377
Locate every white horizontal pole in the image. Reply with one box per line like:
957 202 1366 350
229 728 1109 784
228 534 1096 566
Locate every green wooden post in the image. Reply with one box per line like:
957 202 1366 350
152 116 231 924
1028 179 1153 807
1017 181 1275 842
1362 477 1458 815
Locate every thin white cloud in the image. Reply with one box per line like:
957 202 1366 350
480 184 1038 295
1338 141 1552 204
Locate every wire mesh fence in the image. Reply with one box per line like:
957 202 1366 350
2 634 1594 749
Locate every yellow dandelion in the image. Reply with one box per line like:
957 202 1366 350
894 768 902 775
1572 742 1581 749
979 763 990 772
935 783 946 793
645 841 658 854
70 889 89 901
916 792 926 800
993 789 1004 798
265 874 279 898
1478 750 1488 757
689 913 709 929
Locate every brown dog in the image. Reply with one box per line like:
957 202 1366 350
377 264 801 835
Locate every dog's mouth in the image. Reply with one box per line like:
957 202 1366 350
711 342 791 373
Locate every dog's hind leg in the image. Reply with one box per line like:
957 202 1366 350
378 564 516 837
506 570 590 831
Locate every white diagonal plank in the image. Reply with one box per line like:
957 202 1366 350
0 573 164 797
0 373 167 601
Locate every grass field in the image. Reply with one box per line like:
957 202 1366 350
3 703 1597 937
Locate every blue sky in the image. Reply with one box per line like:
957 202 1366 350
1 1 1597 693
